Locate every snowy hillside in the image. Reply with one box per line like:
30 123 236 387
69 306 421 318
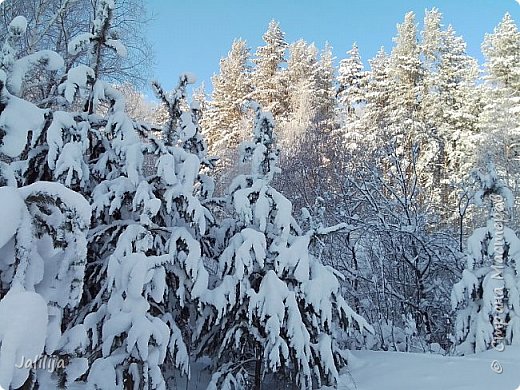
339 347 520 390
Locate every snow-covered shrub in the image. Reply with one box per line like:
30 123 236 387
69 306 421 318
321 144 460 353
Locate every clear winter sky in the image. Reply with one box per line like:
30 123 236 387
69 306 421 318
145 0 520 92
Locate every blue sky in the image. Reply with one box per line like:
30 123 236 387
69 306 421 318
145 0 520 92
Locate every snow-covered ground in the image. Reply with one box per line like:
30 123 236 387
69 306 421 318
339 347 520 390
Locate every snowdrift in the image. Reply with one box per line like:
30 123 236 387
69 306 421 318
340 347 520 390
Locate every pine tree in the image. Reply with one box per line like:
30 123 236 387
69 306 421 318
283 39 318 140
204 38 252 168
387 11 424 147
276 40 335 212
354 47 391 163
314 43 336 127
421 9 480 225
273 39 318 209
196 103 371 390
436 25 479 177
80 73 215 389
337 43 367 123
479 13 520 226
251 20 288 119
481 13 520 92
384 12 439 191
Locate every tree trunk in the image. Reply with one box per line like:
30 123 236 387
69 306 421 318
254 346 262 390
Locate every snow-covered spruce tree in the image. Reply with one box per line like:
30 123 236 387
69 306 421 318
0 182 91 389
195 103 371 389
77 74 214 389
335 42 370 177
451 163 520 354
0 14 64 183
0 1 214 388
0 15 94 388
1 0 212 386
